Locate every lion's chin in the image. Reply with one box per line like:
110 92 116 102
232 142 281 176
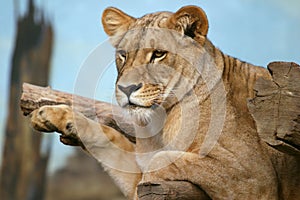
124 104 167 130
126 106 154 126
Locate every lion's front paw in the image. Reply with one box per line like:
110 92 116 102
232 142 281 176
30 104 76 135
30 105 82 146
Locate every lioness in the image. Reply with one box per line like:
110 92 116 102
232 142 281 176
30 5 300 199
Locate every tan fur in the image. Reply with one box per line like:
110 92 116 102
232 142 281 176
30 6 300 199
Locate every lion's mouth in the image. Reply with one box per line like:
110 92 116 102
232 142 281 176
123 102 158 110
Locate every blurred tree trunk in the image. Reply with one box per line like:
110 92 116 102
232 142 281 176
0 0 54 199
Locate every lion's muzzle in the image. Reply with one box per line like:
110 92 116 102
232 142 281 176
116 83 164 108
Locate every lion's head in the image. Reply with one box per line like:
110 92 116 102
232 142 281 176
102 6 212 124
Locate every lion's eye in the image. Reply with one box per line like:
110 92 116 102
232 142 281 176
117 50 127 63
150 50 167 63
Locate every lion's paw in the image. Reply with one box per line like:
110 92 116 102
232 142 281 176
30 104 76 135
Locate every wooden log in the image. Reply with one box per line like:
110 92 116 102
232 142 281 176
20 82 135 142
137 181 210 200
248 62 300 156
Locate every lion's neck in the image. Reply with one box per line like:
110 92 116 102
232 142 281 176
203 39 271 115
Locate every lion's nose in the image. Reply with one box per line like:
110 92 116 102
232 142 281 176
117 83 143 98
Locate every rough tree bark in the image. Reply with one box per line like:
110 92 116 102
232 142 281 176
20 61 300 198
0 0 53 199
137 181 210 200
248 62 300 156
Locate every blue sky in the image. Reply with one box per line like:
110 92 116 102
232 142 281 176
1 0 300 172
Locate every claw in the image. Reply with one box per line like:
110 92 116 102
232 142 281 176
59 135 84 148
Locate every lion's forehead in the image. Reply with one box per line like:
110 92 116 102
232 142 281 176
131 12 172 28
118 32 177 52
117 12 177 50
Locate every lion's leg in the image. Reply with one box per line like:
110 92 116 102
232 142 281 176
141 151 279 200
30 105 141 199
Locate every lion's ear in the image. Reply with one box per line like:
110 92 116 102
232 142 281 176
102 7 136 37
168 6 209 39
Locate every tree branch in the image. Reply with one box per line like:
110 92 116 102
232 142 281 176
137 181 210 200
20 82 135 142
